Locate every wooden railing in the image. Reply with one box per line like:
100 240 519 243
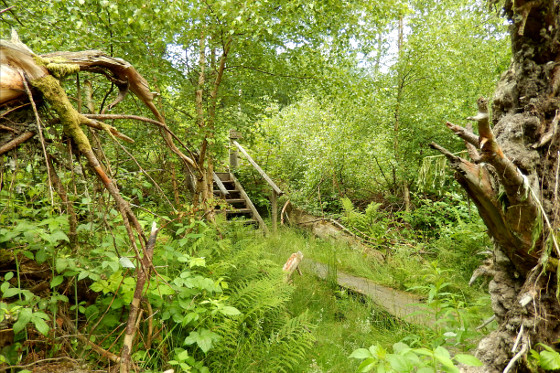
212 172 229 196
229 130 283 232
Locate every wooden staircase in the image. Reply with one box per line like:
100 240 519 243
213 172 267 233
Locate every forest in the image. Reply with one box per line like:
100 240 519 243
0 0 559 372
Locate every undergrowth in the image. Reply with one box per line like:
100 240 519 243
1 160 496 373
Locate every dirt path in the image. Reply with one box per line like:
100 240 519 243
304 260 436 327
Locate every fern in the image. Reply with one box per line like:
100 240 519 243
265 312 315 373
203 229 316 372
341 197 387 242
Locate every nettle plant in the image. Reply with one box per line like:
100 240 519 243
350 342 482 373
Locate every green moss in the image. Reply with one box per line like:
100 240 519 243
46 63 80 79
32 56 80 79
30 75 91 153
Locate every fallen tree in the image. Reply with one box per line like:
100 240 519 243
0 30 195 373
431 1 560 371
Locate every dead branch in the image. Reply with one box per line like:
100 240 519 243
0 130 34 154
0 6 15 15
20 67 54 204
464 122 481 162
430 141 538 272
120 222 158 373
445 121 480 148
81 118 134 143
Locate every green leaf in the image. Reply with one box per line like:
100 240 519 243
417 368 436 373
1 281 10 294
189 257 206 268
540 350 560 370
78 270 89 281
35 249 47 263
219 306 241 316
356 358 377 372
392 342 411 354
56 258 68 273
454 354 482 367
434 346 458 372
2 287 21 298
50 275 64 288
32 316 50 336
387 353 412 371
350 348 373 359
47 230 69 243
184 329 221 353
13 308 32 334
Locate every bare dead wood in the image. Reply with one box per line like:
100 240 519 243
0 102 30 119
59 313 121 364
40 49 199 174
464 122 481 162
280 199 291 225
445 121 480 148
429 141 538 272
0 6 15 15
19 67 54 204
213 172 230 196
282 251 303 282
120 222 158 373
81 118 134 143
0 130 34 154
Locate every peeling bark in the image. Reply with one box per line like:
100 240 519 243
434 1 560 371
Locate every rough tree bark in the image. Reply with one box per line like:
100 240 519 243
433 1 560 371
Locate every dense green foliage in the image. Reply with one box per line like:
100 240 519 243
0 0 527 371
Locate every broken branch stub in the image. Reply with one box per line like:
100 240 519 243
432 97 541 273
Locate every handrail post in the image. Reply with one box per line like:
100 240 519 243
229 129 242 170
271 190 278 233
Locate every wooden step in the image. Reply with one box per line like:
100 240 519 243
225 198 245 204
226 208 252 214
228 219 258 225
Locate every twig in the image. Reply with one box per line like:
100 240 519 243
0 5 15 15
59 313 121 364
83 113 198 165
445 121 480 147
296 218 325 225
111 139 175 211
280 199 291 225
330 218 380 247
476 315 496 330
0 102 31 118
503 342 528 373
85 118 134 143
0 357 81 372
0 124 17 132
511 324 524 353
129 203 172 221
120 222 159 373
19 68 54 204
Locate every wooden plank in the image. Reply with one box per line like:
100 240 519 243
305 260 435 327
212 172 229 197
232 140 283 196
230 173 268 234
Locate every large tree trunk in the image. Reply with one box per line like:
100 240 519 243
435 1 560 371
